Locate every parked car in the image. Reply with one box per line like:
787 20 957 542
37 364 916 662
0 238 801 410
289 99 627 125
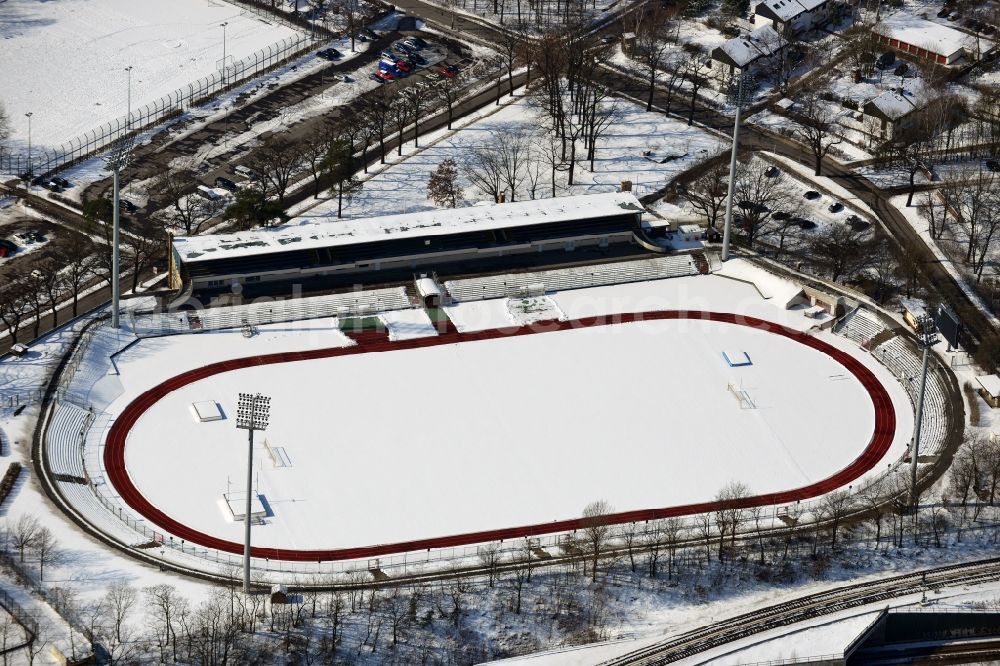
375 68 396 81
601 34 616 44
437 64 459 77
215 176 238 192
381 49 400 61
50 176 72 189
845 214 870 230
793 217 817 230
406 52 427 65
363 27 379 39
828 201 844 213
803 190 821 200
234 165 258 180
937 7 950 17
772 210 791 221
0 239 17 258
356 33 368 42
338 73 353 82
15 230 45 244
394 59 413 73
44 181 62 193
394 40 418 53
764 165 780 177
876 51 895 69
317 48 342 60
986 159 1000 172
119 198 138 213
406 36 428 48
369 72 387 83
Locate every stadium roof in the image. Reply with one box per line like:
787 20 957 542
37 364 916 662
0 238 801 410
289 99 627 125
174 192 645 265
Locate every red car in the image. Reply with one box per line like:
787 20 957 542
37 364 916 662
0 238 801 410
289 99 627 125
394 59 412 73
375 69 395 81
437 64 459 78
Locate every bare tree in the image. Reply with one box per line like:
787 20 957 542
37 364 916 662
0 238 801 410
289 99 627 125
0 275 30 344
104 581 137 645
336 0 363 52
820 489 854 549
433 75 463 131
806 222 876 282
34 527 58 581
581 499 614 582
323 132 362 219
247 140 303 205
401 84 431 148
57 234 99 317
10 515 39 563
0 101 9 144
150 169 223 235
633 6 678 111
464 142 506 202
796 91 844 176
125 229 165 292
734 159 799 249
685 164 729 231
428 158 463 208
478 542 502 588
713 480 751 560
146 584 186 663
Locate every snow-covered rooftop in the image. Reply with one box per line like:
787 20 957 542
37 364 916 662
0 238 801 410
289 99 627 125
174 192 645 264
976 374 1000 397
714 24 785 68
866 89 920 121
755 0 826 22
875 15 980 57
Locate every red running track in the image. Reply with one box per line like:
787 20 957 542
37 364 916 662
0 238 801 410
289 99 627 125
103 311 897 562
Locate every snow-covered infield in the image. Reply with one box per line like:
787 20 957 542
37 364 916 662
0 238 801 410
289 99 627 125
51 263 916 574
0 0 299 149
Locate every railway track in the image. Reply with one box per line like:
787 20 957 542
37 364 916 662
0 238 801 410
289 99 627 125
601 558 1000 665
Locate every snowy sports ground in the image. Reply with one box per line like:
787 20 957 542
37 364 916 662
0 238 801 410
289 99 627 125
0 0 299 149
35 258 923 574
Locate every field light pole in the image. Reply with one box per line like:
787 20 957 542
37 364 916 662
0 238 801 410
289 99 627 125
909 314 938 509
103 135 134 329
220 22 229 85
124 66 133 131
722 74 753 262
24 112 33 179
236 393 270 594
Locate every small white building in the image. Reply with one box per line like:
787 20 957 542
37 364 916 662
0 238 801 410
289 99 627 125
709 24 786 83
752 0 831 36
873 16 986 65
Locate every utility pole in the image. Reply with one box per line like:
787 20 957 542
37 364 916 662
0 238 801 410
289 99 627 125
125 66 134 131
221 22 229 85
910 314 938 509
236 393 270 594
722 74 753 262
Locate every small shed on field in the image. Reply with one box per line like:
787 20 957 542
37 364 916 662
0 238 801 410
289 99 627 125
976 374 1000 408
900 297 929 331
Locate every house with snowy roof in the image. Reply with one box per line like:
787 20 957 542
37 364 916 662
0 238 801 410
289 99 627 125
862 89 924 140
752 0 831 35
873 15 987 65
710 24 787 83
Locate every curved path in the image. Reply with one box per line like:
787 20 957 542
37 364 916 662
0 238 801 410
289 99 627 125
103 310 897 562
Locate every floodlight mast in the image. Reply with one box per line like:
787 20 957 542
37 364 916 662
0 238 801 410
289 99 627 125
236 393 270 594
909 315 938 509
103 135 134 329
721 74 753 262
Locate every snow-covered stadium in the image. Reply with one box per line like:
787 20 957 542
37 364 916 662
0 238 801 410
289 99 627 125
34 196 953 582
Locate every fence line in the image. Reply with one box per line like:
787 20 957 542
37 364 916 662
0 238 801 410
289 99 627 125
0 32 319 178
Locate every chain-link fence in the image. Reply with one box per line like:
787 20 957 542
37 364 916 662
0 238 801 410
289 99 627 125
0 32 319 178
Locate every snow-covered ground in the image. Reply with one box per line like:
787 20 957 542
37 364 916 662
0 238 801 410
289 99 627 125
0 0 299 149
291 92 727 222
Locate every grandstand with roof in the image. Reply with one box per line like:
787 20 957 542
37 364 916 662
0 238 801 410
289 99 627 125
168 193 659 300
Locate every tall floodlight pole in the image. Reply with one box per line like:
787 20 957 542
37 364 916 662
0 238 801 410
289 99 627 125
236 393 270 594
124 66 134 131
24 112 33 180
909 314 939 509
221 22 229 85
721 74 753 262
103 135 135 329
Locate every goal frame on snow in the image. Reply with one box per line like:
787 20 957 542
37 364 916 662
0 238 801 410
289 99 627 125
727 382 756 409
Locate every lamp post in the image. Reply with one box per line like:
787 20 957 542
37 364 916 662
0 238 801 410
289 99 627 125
220 22 229 85
124 66 134 132
104 135 135 329
236 393 270 594
909 314 939 509
721 74 754 262
24 112 33 180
